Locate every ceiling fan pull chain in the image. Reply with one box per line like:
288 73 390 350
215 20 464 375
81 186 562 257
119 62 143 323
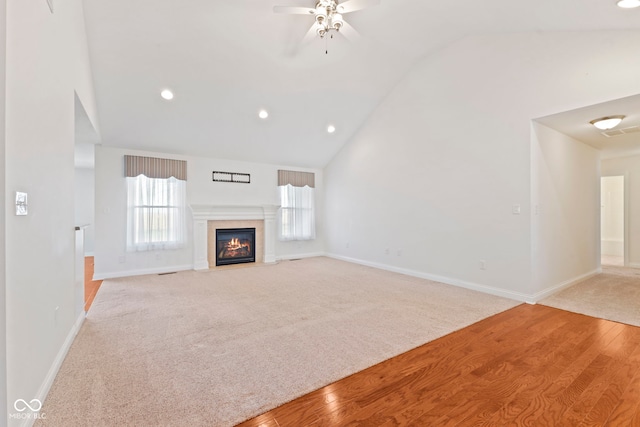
325 32 335 55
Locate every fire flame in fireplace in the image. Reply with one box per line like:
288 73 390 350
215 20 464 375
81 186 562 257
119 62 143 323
224 238 251 256
227 237 247 251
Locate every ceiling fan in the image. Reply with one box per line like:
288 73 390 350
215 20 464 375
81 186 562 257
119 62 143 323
274 0 380 45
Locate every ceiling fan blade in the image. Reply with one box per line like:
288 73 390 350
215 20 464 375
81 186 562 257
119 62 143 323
273 5 316 15
336 0 381 14
338 20 360 41
302 23 321 44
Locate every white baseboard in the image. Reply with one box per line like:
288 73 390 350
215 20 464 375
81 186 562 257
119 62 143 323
326 253 533 303
326 254 602 304
528 269 600 303
93 264 193 280
276 252 326 261
21 312 86 427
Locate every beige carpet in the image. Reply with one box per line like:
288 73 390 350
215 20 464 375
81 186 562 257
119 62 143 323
38 257 519 426
540 265 640 327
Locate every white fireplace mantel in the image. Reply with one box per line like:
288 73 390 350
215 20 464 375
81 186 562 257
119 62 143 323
190 204 279 270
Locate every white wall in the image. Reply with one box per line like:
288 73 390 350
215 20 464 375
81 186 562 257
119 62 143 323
601 176 624 257
0 0 7 420
602 156 640 266
531 123 600 298
94 146 324 279
324 31 640 301
5 0 98 424
75 167 95 254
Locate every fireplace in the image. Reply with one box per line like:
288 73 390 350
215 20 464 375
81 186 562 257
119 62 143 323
215 228 256 266
190 204 278 270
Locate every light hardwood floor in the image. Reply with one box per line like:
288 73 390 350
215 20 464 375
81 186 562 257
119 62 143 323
238 304 640 426
84 256 102 312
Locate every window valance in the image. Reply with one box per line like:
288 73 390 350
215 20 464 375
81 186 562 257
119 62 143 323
124 155 187 181
277 170 315 188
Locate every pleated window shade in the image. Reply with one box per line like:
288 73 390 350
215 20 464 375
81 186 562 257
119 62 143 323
277 170 315 188
124 155 187 181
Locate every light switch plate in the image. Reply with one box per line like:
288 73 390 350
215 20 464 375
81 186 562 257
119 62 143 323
16 192 28 216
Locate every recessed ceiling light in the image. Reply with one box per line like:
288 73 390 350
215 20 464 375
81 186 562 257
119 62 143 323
590 115 625 130
327 124 336 134
617 0 640 8
618 0 640 8
160 89 174 100
258 109 269 119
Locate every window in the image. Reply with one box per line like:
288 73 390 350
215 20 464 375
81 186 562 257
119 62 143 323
125 155 187 251
278 170 315 241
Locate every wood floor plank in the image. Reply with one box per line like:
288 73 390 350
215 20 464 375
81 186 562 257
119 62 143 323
84 256 103 312
237 305 640 427
482 324 615 425
563 330 640 425
269 398 320 426
602 368 640 426
579 345 640 426
391 305 576 424
507 320 626 425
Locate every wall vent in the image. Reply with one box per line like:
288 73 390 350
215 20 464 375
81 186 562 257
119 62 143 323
601 126 640 138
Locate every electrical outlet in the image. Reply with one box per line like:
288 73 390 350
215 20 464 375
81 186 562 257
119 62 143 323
346 242 350 248
385 248 389 255
397 249 403 257
480 260 486 270
118 255 126 263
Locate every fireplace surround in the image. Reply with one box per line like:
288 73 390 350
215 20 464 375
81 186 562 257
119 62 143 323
190 205 278 270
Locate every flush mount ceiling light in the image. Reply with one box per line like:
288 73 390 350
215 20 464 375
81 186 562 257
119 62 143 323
160 89 174 100
590 115 625 130
327 124 336 133
617 0 640 8
274 0 380 47
258 109 269 119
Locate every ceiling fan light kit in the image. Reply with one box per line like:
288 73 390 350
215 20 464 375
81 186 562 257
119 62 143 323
274 0 380 47
312 1 345 38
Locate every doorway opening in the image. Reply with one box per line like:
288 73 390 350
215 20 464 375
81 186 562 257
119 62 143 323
601 175 625 266
74 93 100 312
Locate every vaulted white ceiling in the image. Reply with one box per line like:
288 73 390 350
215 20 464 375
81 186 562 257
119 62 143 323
83 0 640 168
